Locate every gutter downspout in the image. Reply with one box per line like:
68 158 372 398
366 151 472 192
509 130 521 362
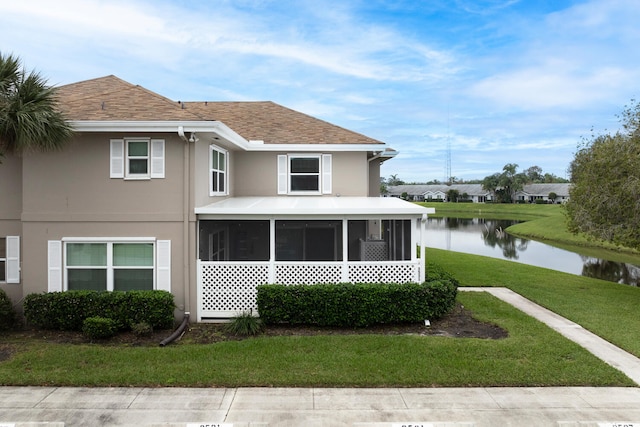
178 126 191 319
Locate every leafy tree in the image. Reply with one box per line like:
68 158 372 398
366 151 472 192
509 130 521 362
482 163 527 203
548 192 558 203
0 52 73 161
524 165 543 183
387 174 405 186
565 99 640 248
446 189 459 202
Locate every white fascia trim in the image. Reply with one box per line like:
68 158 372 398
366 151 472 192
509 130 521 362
244 143 389 152
69 120 249 148
62 237 156 242
69 121 391 153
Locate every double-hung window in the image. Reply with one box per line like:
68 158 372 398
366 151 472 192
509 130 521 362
277 154 332 195
46 238 171 292
110 138 165 179
210 145 228 196
0 236 20 283
65 242 154 291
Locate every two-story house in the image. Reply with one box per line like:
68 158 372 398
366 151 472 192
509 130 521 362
0 75 434 321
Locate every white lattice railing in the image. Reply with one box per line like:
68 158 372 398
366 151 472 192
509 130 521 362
197 260 420 320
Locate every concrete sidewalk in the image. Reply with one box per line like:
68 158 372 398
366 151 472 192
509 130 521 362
1 287 639 426
0 386 639 426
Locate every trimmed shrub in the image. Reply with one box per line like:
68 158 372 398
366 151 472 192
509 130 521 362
0 288 17 330
24 290 175 331
257 277 457 328
224 311 263 336
82 316 117 340
131 322 153 337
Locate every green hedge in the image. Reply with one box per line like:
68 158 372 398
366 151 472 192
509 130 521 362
0 288 17 330
256 272 457 328
23 290 175 331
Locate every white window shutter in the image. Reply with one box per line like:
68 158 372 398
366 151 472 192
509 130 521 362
156 240 171 292
322 154 332 194
6 236 20 283
150 139 165 178
48 240 62 292
277 154 288 195
110 139 124 178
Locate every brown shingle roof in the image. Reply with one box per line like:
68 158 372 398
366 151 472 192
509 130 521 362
183 101 384 145
56 75 201 121
56 76 385 145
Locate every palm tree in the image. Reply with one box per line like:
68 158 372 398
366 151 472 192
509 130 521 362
0 53 73 161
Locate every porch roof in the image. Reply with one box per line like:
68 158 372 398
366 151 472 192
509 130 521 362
195 197 435 217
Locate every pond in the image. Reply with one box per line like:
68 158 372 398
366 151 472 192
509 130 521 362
426 217 640 287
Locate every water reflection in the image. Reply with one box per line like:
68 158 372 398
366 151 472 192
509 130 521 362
426 217 639 287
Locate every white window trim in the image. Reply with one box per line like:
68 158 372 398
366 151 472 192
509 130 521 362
47 238 171 292
125 138 151 179
209 144 229 196
277 153 332 195
110 138 165 180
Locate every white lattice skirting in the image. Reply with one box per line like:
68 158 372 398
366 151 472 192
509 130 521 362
197 261 419 320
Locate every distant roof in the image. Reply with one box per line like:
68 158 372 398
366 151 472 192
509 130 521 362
387 183 571 197
388 184 490 196
56 75 385 146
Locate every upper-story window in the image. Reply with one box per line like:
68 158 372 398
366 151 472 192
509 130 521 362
110 138 165 179
210 145 228 196
277 154 332 195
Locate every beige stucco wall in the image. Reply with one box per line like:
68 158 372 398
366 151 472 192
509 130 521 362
0 154 23 302
22 133 186 221
19 133 192 314
0 154 23 225
368 159 381 197
193 143 371 206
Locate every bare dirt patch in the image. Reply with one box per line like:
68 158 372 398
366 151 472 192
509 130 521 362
0 303 507 356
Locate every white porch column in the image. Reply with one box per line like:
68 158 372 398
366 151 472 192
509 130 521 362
419 213 427 283
269 219 276 284
341 219 349 282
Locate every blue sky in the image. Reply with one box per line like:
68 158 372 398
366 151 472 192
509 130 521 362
2 0 639 182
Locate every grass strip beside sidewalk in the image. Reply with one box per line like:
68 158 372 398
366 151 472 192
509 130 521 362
427 248 640 359
0 292 632 387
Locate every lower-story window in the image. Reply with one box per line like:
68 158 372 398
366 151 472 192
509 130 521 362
0 237 6 282
65 242 154 291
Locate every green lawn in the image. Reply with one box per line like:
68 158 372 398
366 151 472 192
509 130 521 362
0 291 632 387
427 249 640 359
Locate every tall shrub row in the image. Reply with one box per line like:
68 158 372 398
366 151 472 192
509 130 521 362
23 290 175 331
257 267 458 328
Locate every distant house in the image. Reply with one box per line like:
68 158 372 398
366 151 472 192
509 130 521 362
0 75 435 321
515 183 571 203
387 183 571 204
387 184 493 203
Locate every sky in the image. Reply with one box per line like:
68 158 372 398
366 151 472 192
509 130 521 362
1 0 639 183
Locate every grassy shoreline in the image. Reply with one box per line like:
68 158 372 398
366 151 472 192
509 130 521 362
420 202 640 262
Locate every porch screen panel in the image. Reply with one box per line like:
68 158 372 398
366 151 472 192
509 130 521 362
199 221 269 261
382 220 412 261
275 220 343 261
